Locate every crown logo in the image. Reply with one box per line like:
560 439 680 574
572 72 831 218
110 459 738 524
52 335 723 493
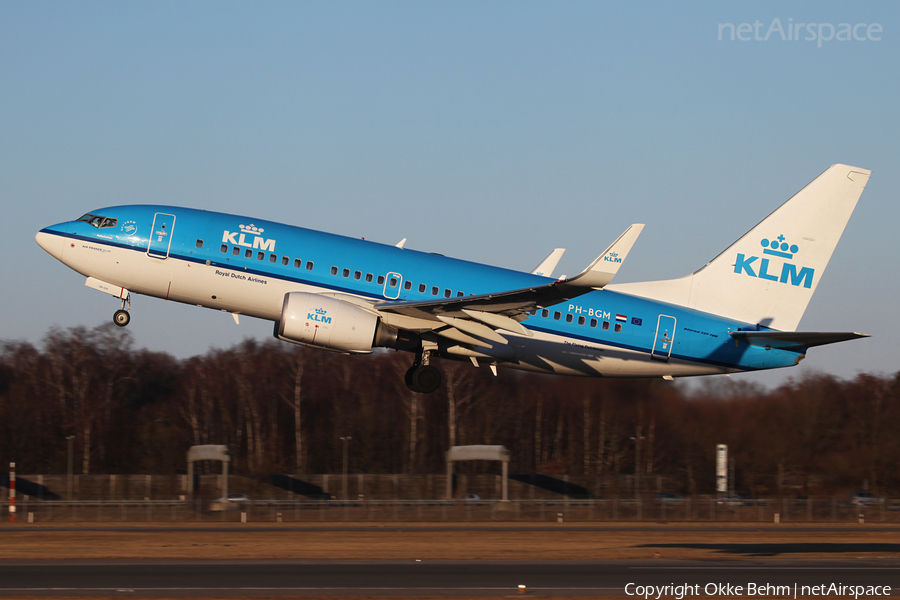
239 223 264 234
315 308 327 315
760 235 799 259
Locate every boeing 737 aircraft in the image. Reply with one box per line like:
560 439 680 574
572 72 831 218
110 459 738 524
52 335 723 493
36 164 870 393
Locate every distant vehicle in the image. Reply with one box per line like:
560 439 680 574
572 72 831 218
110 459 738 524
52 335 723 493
456 494 481 501
215 493 250 503
654 492 685 505
850 492 882 506
716 493 750 507
208 492 250 512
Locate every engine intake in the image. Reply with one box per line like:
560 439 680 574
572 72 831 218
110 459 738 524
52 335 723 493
276 292 380 354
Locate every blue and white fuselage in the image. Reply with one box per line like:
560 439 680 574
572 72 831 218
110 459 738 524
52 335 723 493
35 164 872 392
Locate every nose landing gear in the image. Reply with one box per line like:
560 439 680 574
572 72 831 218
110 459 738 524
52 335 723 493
112 294 131 328
405 350 442 394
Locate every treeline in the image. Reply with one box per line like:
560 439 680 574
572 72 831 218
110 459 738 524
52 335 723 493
1 324 898 495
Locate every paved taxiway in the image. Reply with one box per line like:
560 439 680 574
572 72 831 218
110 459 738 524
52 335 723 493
2 559 899 597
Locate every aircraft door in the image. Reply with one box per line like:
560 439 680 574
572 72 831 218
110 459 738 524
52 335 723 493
651 315 677 361
383 272 402 299
147 213 176 259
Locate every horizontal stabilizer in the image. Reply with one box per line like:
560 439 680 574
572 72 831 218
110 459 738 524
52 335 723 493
729 330 869 350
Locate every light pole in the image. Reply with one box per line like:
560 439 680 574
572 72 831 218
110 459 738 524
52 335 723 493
339 436 352 500
66 436 74 501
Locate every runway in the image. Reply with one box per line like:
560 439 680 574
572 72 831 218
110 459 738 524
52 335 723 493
1 559 899 597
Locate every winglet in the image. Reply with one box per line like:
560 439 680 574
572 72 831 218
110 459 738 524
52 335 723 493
531 248 566 277
531 248 565 277
396 238 407 249
563 224 644 288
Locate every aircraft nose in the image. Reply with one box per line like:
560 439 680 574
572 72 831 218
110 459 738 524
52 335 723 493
35 225 68 260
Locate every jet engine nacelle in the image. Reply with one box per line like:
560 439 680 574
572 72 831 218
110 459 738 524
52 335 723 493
276 292 380 354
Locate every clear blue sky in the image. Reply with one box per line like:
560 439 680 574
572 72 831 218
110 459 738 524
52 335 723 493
2 0 897 390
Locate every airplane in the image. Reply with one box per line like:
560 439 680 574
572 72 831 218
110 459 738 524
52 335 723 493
36 164 871 393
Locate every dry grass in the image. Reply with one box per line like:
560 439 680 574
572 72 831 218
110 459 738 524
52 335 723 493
0 522 898 561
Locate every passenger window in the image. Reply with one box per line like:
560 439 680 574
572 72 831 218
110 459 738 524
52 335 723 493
257 251 264 260
614 323 622 333
306 261 314 271
566 314 573 323
196 240 204 249
221 244 228 253
390 277 397 286
404 280 411 290
232 247 240 256
270 254 277 263
457 291 464 297
354 271 362 280
590 318 597 328
541 309 549 318
331 266 338 275
419 283 426 293
282 256 289 266
366 273 373 283
554 311 561 320
343 268 350 278
602 321 609 330
578 316 585 325
431 286 439 296
377 275 385 285
444 289 451 298
294 259 302 268
245 249 252 258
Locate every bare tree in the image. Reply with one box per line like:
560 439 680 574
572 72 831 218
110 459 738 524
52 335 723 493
280 350 306 473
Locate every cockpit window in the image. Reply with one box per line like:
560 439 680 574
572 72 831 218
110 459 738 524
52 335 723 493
77 214 118 229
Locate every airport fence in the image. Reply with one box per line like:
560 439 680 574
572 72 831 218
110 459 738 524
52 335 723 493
5 497 898 524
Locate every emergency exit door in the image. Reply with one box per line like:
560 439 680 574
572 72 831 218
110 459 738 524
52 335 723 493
651 315 677 361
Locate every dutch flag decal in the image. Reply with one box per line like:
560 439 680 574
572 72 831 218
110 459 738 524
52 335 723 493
616 314 627 322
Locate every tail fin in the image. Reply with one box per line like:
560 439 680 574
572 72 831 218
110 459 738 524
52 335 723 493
608 164 871 331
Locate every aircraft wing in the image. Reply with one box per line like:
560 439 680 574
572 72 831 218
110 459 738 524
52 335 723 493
374 224 644 346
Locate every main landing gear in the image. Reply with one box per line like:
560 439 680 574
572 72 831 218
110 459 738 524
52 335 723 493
405 350 441 394
113 295 131 327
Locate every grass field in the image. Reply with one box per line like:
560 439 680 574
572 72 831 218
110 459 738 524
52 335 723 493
1 523 896 599
1 522 899 561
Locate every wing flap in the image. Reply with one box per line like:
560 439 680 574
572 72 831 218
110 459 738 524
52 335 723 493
437 326 493 348
437 315 508 344
462 309 533 337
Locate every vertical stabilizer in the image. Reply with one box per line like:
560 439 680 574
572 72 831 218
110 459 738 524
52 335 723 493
608 164 871 331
